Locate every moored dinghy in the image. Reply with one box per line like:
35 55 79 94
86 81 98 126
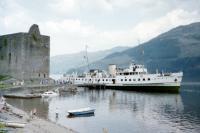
68 107 95 116
41 91 58 98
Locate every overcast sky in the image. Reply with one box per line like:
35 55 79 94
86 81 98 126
0 0 200 56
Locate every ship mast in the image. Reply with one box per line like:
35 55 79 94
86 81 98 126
138 39 145 73
85 45 90 72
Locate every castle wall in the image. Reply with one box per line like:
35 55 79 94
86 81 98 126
0 24 50 80
0 33 24 79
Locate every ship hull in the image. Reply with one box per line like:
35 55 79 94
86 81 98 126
105 85 180 93
79 83 180 93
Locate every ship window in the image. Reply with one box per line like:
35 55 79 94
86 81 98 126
106 79 108 81
148 78 150 81
121 79 123 81
143 78 145 81
102 79 104 81
125 79 127 81
133 79 136 81
138 78 140 81
129 79 131 81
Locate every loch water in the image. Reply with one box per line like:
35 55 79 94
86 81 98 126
6 84 200 133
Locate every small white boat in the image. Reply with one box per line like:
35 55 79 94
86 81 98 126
41 91 58 98
4 121 26 128
68 107 95 116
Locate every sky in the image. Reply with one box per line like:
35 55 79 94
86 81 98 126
0 0 200 56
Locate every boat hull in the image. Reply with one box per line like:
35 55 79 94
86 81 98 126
105 85 180 93
68 108 95 116
68 110 95 116
79 83 180 93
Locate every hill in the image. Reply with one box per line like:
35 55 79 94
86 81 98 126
68 22 200 82
50 46 129 74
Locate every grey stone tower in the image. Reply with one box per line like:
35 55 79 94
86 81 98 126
0 24 50 80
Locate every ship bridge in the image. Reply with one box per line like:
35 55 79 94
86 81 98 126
117 63 148 76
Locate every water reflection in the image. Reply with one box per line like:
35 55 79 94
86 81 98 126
6 98 49 119
5 85 200 133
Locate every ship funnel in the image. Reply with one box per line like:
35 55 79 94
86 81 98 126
108 64 116 77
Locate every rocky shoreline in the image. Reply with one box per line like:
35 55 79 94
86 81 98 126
0 102 77 133
0 85 78 133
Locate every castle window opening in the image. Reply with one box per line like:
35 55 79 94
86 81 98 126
9 53 11 64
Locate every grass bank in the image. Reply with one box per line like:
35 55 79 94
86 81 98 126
0 75 10 81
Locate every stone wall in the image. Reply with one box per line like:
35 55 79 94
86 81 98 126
0 24 50 80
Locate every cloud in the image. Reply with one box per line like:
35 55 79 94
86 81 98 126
132 9 200 43
39 19 97 55
0 0 35 33
0 0 200 56
48 0 78 14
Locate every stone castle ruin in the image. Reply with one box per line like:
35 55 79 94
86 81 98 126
0 24 50 81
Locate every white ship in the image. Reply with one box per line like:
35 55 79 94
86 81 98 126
61 62 183 93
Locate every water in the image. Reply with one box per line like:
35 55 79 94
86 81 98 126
6 85 200 133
